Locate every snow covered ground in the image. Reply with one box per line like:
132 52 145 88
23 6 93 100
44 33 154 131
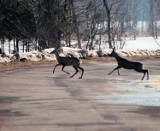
123 37 160 50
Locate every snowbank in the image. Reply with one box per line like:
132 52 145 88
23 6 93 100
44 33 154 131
0 57 11 63
123 37 160 50
0 44 160 63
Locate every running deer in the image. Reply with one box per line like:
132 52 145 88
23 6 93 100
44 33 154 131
108 49 149 80
50 48 84 79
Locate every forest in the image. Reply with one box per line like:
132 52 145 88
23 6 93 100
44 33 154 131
0 0 160 53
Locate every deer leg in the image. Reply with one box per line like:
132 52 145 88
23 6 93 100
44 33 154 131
144 69 149 80
134 69 148 80
108 66 121 75
142 72 146 80
69 66 79 78
146 70 149 80
62 65 70 74
53 64 61 74
117 69 121 75
78 66 84 79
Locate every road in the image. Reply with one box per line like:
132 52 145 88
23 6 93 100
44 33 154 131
0 59 160 131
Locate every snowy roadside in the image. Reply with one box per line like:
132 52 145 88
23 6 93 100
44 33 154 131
1 36 160 63
0 46 160 63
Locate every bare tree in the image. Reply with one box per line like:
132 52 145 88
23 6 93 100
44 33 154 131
85 0 99 50
103 0 129 49
103 0 112 48
149 0 160 39
70 0 81 48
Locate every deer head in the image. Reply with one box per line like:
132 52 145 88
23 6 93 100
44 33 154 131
108 48 116 57
50 47 62 54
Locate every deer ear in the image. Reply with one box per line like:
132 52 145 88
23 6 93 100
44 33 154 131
55 47 59 50
50 49 55 54
113 47 116 52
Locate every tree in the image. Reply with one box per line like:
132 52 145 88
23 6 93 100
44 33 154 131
103 0 128 49
103 0 112 48
33 0 72 49
70 0 81 48
0 0 36 52
85 0 98 50
60 0 73 47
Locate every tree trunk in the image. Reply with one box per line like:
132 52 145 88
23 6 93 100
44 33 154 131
16 38 19 52
9 40 11 54
103 0 112 49
68 33 71 47
70 0 81 48
13 39 16 52
27 40 30 52
23 40 25 53
155 21 158 39
1 38 5 52
25 40 28 52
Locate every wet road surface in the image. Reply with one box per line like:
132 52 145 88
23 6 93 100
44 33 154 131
0 59 160 131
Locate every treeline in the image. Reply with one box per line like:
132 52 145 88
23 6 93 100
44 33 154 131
0 0 160 53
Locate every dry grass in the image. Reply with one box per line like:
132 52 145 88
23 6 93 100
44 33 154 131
0 60 56 72
85 55 160 63
0 55 160 72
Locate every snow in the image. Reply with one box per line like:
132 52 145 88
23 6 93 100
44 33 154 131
123 37 160 51
0 37 160 63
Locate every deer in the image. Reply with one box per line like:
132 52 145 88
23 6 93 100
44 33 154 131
50 47 84 79
108 49 149 80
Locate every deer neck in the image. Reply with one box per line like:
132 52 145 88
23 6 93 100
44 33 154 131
113 53 121 62
55 50 61 61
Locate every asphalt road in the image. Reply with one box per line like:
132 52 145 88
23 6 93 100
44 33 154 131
0 59 160 131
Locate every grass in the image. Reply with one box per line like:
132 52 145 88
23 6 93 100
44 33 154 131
84 55 160 63
0 55 160 72
0 60 56 72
